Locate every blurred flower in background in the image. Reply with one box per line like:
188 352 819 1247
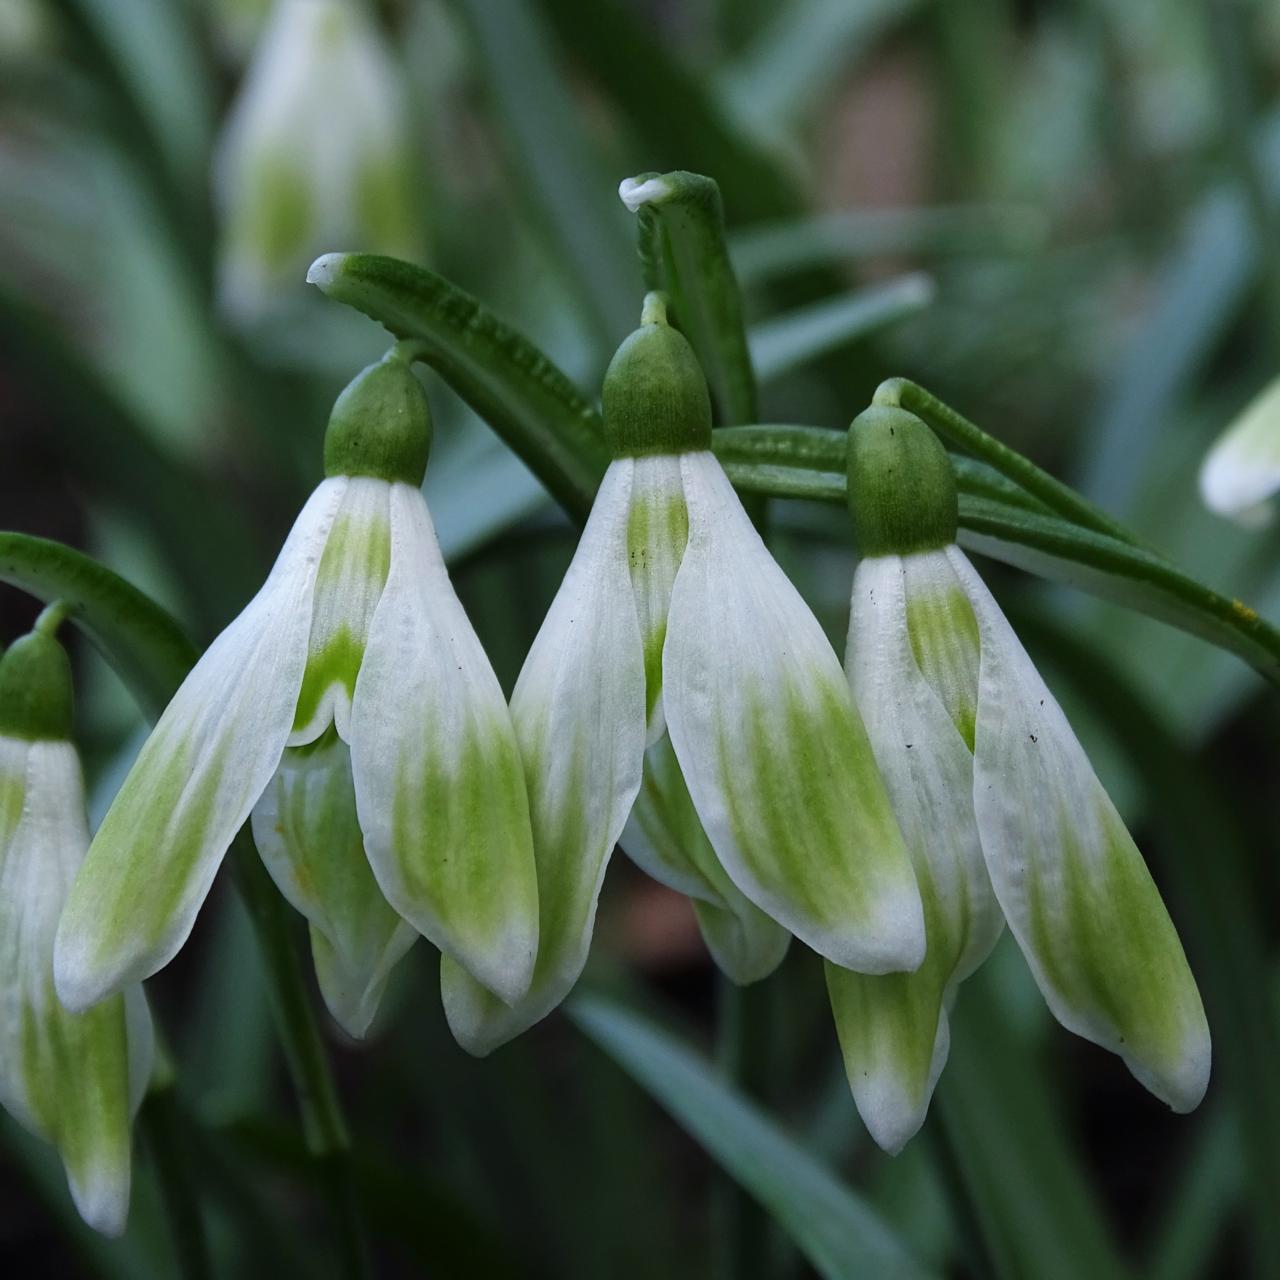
1200 372 1280 526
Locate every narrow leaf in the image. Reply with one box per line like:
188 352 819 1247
570 996 934 1280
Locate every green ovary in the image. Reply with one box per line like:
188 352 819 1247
905 587 979 751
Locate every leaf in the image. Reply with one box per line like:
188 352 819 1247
0 531 195 719
750 278 935 383
307 252 609 521
623 170 758 423
570 995 935 1280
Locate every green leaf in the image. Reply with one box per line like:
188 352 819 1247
624 170 758 424
307 252 609 521
570 995 935 1280
0 532 195 719
751 279 935 384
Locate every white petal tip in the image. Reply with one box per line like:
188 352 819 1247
1199 448 1280 525
618 176 671 213
52 945 112 1015
306 253 347 288
850 1077 929 1156
68 1172 129 1238
1140 1043 1211 1115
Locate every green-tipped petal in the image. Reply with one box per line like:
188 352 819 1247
664 452 925 974
442 461 647 1054
828 553 1001 1154
290 477 393 746
1199 373 1280 526
352 484 538 1007
54 481 343 1010
0 738 141 1236
953 546 1211 1111
622 733 789 984
251 730 415 1038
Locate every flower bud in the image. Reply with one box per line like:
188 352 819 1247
846 406 957 557
602 293 713 458
324 348 433 486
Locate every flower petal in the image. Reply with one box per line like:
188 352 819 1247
442 460 647 1054
0 738 136 1236
1199 373 1280 524
622 733 789 984
251 730 415 1038
663 452 925 974
55 480 343 1010
826 554 1002 1154
952 546 1211 1111
351 484 539 1006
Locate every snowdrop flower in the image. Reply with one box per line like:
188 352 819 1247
830 406 1210 1153
0 620 153 1235
215 0 420 324
1200 373 1280 526
55 349 539 1038
443 295 924 1054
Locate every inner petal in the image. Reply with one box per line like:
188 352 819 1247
290 477 393 745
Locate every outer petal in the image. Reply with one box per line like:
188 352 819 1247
1199 373 1280 525
827 554 1002 1154
951 546 1211 1111
251 731 415 1038
0 739 136 1236
351 484 539 1006
442 460 647 1054
622 733 789 984
55 480 343 1010
664 452 924 974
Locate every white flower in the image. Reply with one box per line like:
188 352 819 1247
443 298 924 1055
55 352 538 1037
1200 373 1280 526
0 628 153 1236
832 406 1210 1153
214 0 421 324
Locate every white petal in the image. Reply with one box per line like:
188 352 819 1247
442 460 648 1054
663 453 925 974
827 553 1002 1154
952 546 1211 1111
351 484 539 1006
0 738 135 1236
1200 374 1280 522
252 732 415 1038
55 480 343 1010
290 476 393 746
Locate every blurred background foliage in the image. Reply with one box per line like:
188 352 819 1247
2 0 1279 1276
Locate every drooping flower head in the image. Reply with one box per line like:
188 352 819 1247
55 348 539 1038
214 0 421 324
831 406 1210 1153
1200 372 1280 527
443 294 926 1055
0 621 153 1235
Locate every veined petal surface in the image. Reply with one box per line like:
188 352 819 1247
290 476 393 745
252 730 415 1038
352 484 538 1006
622 733 789 985
0 739 144 1236
951 546 1211 1112
443 460 647 1054
1199 373 1280 525
664 452 924 974
55 480 343 1010
828 554 1001 1154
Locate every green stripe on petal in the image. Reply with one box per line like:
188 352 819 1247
55 480 342 1010
953 547 1211 1112
622 733 790 985
352 485 539 1008
442 461 648 1055
290 477 393 744
831 554 1002 1153
0 738 146 1237
251 729 415 1038
664 453 925 975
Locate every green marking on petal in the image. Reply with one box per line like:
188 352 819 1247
355 151 418 255
233 150 312 272
292 627 367 735
904 584 979 751
0 769 23 844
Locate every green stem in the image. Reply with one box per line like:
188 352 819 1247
873 378 1140 546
